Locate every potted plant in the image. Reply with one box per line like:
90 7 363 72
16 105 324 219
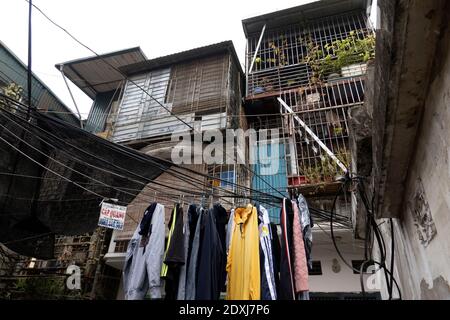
319 155 333 182
303 31 375 85
323 31 375 77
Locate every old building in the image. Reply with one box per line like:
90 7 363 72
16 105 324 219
241 0 379 297
352 0 450 299
0 41 96 299
0 40 80 126
3 0 448 301
59 41 247 298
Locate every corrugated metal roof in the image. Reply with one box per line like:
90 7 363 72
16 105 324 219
242 0 371 36
56 47 147 99
0 40 80 126
120 41 243 76
84 90 115 133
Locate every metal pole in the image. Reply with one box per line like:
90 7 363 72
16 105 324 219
248 24 266 74
277 97 348 173
26 0 33 119
59 65 84 128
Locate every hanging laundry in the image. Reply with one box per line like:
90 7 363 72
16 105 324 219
258 205 277 300
186 204 199 268
270 222 281 298
177 203 198 300
226 204 260 300
279 198 296 300
297 194 313 271
291 200 309 296
123 203 165 300
196 207 224 300
138 202 157 238
185 206 203 300
162 204 185 300
212 203 228 292
224 208 235 293
225 208 235 254
176 208 190 300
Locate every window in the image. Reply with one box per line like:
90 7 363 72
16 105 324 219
351 260 374 274
220 170 235 188
114 240 130 253
207 165 236 191
308 260 322 275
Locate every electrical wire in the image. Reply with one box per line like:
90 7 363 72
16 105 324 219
328 175 402 300
0 134 142 224
2 101 284 214
24 0 192 131
0 96 284 205
23 0 287 200
2 232 54 246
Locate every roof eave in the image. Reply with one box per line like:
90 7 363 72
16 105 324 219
120 41 244 77
242 0 371 36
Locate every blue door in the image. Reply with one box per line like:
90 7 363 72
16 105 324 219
252 142 288 223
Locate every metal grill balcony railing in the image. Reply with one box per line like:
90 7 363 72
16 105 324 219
245 11 372 98
248 77 365 191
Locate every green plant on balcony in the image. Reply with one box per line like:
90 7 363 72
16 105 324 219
14 276 71 300
304 165 321 184
304 40 325 84
333 126 343 136
322 31 375 74
336 148 351 169
303 31 375 83
320 154 338 180
267 36 288 67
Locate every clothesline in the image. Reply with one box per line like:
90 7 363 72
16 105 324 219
122 194 314 301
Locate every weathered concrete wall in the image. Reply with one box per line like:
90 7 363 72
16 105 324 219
373 0 447 219
377 22 450 299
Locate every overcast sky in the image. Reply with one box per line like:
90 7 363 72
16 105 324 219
1 0 317 118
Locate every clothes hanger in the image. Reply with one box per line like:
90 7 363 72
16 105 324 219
200 193 206 209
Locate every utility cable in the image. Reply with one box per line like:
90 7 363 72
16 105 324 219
1 98 284 204
0 134 141 224
24 0 287 200
0 103 283 209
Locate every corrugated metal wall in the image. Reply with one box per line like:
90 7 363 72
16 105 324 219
0 44 80 126
198 112 227 131
252 142 288 223
85 90 115 133
111 68 193 142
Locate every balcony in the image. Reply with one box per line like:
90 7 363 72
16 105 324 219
245 10 373 99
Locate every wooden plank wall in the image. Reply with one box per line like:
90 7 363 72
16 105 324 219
166 54 229 115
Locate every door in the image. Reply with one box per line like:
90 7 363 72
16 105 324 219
252 141 288 223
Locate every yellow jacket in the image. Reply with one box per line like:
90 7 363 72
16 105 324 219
226 204 260 300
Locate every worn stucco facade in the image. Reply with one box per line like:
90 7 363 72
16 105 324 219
351 0 450 299
378 23 450 298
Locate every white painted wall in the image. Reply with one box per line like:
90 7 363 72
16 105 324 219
308 227 379 293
